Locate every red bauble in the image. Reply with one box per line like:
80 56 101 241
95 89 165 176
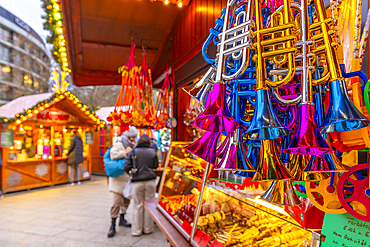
120 124 129 133
107 116 113 122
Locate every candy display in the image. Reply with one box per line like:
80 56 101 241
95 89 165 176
157 142 316 246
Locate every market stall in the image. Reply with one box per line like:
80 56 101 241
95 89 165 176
0 91 104 193
144 0 370 246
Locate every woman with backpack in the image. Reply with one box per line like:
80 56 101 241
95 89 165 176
124 134 158 236
107 126 138 238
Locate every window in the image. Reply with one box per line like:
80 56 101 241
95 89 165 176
33 62 40 74
0 26 10 42
12 68 23 85
13 34 24 49
0 46 10 61
23 73 32 85
24 57 31 69
24 43 30 53
0 65 12 81
12 51 21 65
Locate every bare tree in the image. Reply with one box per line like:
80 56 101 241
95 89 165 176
72 85 121 110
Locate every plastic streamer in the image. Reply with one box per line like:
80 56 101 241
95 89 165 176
107 44 156 131
154 66 174 130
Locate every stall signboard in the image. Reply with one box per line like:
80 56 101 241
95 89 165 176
1 129 14 148
32 109 78 123
321 213 370 247
85 131 93 145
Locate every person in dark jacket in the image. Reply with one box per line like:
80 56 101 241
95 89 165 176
124 135 158 236
150 137 158 153
67 131 83 185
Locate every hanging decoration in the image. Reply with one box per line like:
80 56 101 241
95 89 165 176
184 0 370 223
154 66 174 130
107 44 156 132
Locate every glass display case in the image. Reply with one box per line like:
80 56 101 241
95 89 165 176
157 142 317 247
157 141 207 238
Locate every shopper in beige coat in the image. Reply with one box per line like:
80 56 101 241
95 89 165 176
107 126 138 238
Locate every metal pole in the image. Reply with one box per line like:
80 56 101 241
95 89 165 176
190 162 211 240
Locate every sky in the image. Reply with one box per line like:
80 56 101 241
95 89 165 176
0 0 49 43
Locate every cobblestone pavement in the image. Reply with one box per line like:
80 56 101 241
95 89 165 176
0 176 169 247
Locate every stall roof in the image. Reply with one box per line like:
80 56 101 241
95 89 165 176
0 93 53 119
95 106 114 123
62 0 190 87
0 91 105 127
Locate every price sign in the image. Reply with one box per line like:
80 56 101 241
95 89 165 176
85 131 93 145
321 213 370 247
1 129 14 148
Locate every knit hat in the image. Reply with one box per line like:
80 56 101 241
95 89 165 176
124 126 139 137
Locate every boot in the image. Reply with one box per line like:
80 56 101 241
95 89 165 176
107 218 116 238
119 214 131 227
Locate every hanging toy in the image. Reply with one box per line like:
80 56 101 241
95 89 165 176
337 163 370 222
305 173 347 214
155 66 175 130
107 44 156 130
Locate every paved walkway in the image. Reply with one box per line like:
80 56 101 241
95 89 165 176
0 176 169 247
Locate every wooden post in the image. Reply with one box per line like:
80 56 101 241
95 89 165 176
50 125 55 184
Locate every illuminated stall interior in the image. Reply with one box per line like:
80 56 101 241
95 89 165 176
0 91 104 193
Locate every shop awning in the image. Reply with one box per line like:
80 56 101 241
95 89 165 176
0 93 53 119
95 106 114 123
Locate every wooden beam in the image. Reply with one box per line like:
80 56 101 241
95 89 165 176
73 70 122 86
62 0 84 73
82 41 158 52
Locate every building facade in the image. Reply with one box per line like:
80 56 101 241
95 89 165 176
0 6 51 105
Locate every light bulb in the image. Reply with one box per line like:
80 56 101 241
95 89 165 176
177 0 183 7
164 0 170 5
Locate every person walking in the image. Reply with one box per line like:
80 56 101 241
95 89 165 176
67 131 83 185
124 135 158 236
107 126 138 238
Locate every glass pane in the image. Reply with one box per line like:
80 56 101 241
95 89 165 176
193 187 312 246
158 142 207 239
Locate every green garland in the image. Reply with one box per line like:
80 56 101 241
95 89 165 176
41 0 70 72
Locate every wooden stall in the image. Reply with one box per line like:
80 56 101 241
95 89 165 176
0 92 104 193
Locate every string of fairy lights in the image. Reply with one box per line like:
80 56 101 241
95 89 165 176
2 91 105 129
41 0 70 73
149 0 184 8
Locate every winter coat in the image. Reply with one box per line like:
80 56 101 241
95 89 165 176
109 141 129 194
67 135 83 165
110 142 126 160
124 142 158 182
109 172 130 194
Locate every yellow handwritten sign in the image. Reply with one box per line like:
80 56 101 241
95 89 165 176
321 213 370 247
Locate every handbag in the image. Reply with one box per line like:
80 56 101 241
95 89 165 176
123 149 137 199
123 180 132 199
103 147 125 177
67 148 76 165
